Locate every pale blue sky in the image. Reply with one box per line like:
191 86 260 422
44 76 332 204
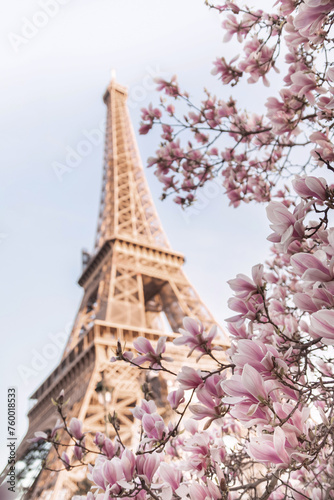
0 0 273 468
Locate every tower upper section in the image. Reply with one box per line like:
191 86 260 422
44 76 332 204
94 78 170 251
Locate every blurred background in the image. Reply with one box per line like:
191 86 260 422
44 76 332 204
0 0 272 468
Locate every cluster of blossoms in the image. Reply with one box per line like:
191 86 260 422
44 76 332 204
31 202 334 498
139 0 334 208
30 340 238 500
29 1 334 499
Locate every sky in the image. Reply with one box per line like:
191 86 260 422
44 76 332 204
0 0 274 469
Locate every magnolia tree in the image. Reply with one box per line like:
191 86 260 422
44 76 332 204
30 0 334 498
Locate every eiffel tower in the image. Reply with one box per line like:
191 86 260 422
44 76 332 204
16 76 228 499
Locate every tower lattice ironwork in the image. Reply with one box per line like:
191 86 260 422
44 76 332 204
16 77 229 499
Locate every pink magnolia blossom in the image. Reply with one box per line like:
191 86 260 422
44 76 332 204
89 459 106 491
221 13 253 43
293 292 319 313
189 376 226 422
142 413 166 440
188 482 211 500
273 402 310 446
231 338 288 377
227 264 263 299
227 321 249 339
276 0 296 16
189 402 219 422
211 56 242 85
248 427 292 466
167 388 185 409
183 418 198 436
141 103 161 121
139 104 162 135
292 175 327 201
207 478 225 500
238 36 276 86
166 104 175 115
132 336 173 369
69 417 84 440
284 15 310 49
139 123 153 135
294 0 334 39
222 364 274 426
132 399 157 420
222 364 268 403
177 366 204 390
311 286 334 309
102 458 123 493
27 431 48 443
93 432 105 448
159 462 182 491
310 130 334 164
101 437 120 459
290 252 332 282
290 71 322 105
226 294 263 322
61 451 71 469
310 309 334 344
50 419 64 438
266 201 307 252
174 317 221 358
266 88 303 135
155 75 180 97
182 430 212 467
216 1 240 13
74 445 83 461
121 449 136 481
136 453 160 482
